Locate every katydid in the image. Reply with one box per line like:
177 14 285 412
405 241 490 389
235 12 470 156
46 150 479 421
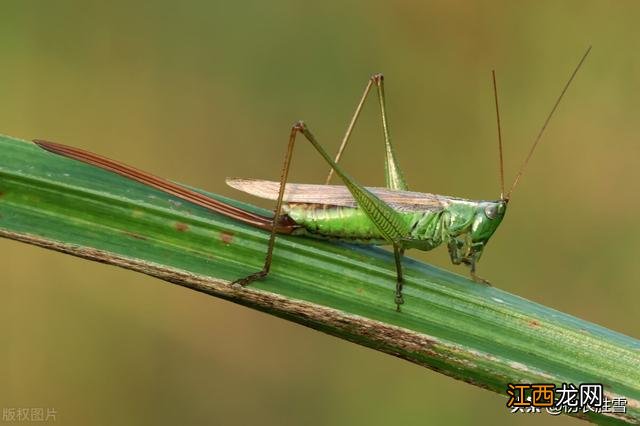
34 47 590 311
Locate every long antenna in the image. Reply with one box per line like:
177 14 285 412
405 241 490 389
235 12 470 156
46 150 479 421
505 46 591 200
492 70 505 200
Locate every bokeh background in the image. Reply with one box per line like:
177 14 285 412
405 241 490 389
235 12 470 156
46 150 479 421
1 1 639 425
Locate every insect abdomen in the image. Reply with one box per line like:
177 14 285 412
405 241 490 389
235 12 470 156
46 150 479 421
285 203 444 248
285 203 387 243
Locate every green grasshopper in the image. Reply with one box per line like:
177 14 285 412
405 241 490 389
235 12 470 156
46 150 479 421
35 48 590 311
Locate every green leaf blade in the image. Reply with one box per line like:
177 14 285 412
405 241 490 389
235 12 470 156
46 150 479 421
1 134 638 424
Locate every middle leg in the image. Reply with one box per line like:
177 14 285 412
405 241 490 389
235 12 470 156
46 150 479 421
393 245 405 312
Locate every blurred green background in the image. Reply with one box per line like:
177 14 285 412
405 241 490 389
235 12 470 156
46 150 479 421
1 1 638 425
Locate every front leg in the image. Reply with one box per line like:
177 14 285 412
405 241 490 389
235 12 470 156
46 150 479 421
447 237 491 286
467 255 492 286
447 237 465 265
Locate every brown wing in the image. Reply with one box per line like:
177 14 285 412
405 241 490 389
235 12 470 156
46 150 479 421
226 178 451 212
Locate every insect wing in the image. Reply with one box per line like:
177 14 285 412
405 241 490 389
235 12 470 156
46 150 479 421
226 178 449 212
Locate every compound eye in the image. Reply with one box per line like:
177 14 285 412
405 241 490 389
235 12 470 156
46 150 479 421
484 204 498 219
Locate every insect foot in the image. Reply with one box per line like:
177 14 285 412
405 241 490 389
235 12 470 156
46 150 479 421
471 271 492 287
395 294 405 313
231 270 268 288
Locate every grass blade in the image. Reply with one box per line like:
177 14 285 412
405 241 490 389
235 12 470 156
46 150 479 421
0 134 638 424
